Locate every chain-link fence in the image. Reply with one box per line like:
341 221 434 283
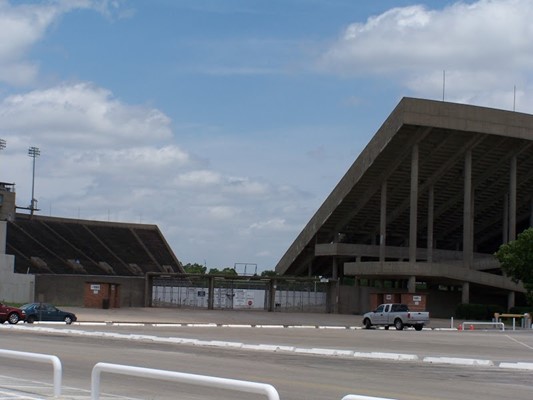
151 275 328 312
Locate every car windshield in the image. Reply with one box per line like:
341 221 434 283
20 304 33 310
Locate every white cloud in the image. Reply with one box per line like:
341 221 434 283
0 83 173 148
248 218 291 232
320 1 533 74
318 0 533 110
223 177 269 196
174 170 222 187
0 0 59 84
0 0 129 85
207 206 241 220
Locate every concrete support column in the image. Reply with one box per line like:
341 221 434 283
409 144 419 263
462 282 470 304
407 276 416 293
463 150 473 268
353 279 361 314
268 279 276 312
509 155 517 241
307 263 312 277
503 194 509 243
332 258 338 280
380 181 387 262
331 258 340 314
427 185 434 263
508 291 515 311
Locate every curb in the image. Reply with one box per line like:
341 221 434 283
423 356 494 367
2 323 526 370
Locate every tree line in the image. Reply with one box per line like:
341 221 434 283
181 263 277 277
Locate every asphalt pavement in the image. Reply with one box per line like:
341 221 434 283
2 306 533 399
66 306 458 329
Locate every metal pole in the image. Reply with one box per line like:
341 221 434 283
28 146 40 216
0 139 5 184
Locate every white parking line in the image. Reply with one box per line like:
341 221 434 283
504 334 533 351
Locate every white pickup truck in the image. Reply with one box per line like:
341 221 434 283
362 303 429 331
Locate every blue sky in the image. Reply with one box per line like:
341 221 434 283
1 0 532 273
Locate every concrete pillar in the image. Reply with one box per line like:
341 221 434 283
307 263 312 277
332 258 338 280
268 279 276 312
409 144 419 263
353 279 361 314
407 276 416 293
427 185 434 263
503 194 509 243
0 221 6 254
380 181 387 262
509 156 517 241
462 282 470 304
331 258 340 314
508 291 515 311
463 150 473 268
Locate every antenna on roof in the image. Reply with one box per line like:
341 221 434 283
513 85 516 111
442 70 446 101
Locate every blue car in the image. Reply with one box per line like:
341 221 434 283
21 303 77 324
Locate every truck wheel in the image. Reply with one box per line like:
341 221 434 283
414 325 423 331
394 319 404 331
363 318 372 329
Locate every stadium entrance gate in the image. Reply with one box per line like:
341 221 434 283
148 273 329 312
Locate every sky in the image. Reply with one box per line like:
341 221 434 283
1 0 532 274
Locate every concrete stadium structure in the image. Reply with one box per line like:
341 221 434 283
276 97 530 316
0 182 184 306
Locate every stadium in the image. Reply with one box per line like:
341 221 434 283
1 97 531 317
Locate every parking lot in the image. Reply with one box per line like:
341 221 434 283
0 308 532 399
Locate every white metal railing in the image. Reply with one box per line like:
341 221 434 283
91 362 280 400
460 321 505 331
0 349 62 397
342 395 397 400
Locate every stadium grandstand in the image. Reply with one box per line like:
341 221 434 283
6 213 182 276
276 97 530 316
0 180 184 306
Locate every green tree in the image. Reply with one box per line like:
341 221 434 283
260 270 277 277
208 267 238 276
495 227 533 305
182 263 206 274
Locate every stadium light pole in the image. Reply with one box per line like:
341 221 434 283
0 139 5 183
28 146 40 216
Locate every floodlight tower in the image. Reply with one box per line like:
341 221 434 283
28 146 40 216
0 138 5 180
